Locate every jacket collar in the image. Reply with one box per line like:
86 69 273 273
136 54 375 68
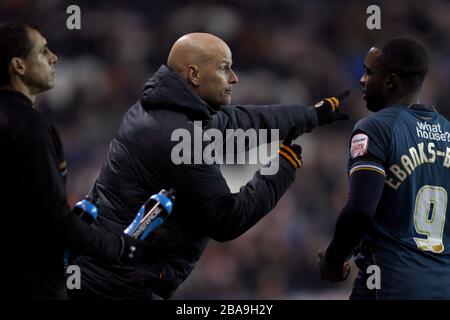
0 89 33 109
140 65 214 120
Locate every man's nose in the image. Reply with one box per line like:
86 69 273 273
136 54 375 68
229 69 238 84
50 50 58 64
360 75 366 86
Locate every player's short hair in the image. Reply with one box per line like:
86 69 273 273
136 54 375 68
376 38 429 90
0 22 41 86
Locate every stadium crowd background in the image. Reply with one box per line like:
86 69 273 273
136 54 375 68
1 0 449 299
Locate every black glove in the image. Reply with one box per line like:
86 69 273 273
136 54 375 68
117 235 146 265
278 127 303 171
314 90 350 125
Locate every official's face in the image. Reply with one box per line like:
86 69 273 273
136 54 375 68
196 44 238 110
22 28 58 94
360 47 388 112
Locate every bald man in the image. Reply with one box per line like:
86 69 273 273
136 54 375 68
71 33 349 300
167 33 238 109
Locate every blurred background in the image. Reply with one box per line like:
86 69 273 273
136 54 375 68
1 0 449 299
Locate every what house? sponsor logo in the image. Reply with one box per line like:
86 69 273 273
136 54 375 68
416 121 450 143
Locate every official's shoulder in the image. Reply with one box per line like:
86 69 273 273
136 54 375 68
0 91 56 144
9 108 53 145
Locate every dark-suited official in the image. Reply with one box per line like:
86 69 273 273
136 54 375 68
72 32 350 300
0 23 147 299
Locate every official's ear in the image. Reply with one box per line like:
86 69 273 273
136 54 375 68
10 57 26 77
187 65 200 87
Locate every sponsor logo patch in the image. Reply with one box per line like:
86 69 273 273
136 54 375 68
350 133 369 158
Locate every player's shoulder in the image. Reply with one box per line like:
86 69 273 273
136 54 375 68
436 111 450 126
354 105 406 134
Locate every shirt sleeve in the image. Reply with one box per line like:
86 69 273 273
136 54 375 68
347 115 390 176
325 115 390 266
325 168 385 266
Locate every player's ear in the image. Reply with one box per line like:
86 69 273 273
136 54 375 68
386 73 399 91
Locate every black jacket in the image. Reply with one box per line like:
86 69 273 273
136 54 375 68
74 65 319 299
0 90 123 299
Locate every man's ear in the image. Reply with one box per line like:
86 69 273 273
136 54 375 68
10 57 26 77
187 65 200 87
386 73 399 91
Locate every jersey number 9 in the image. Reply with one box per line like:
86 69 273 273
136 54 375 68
413 185 448 253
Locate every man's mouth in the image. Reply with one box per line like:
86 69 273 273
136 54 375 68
225 89 232 94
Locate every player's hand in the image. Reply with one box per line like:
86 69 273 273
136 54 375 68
278 127 302 171
318 249 351 283
314 91 350 126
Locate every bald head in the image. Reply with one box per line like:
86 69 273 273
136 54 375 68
166 33 238 109
167 33 230 74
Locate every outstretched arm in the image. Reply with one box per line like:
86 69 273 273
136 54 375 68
212 91 350 142
171 129 303 242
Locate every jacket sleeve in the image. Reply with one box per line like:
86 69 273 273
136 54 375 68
170 152 297 242
212 104 318 141
24 138 123 264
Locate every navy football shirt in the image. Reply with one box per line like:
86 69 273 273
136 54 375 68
348 104 450 299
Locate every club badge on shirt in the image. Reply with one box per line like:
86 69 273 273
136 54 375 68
350 133 369 158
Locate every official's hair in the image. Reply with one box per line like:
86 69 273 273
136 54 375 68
0 22 41 86
376 38 429 90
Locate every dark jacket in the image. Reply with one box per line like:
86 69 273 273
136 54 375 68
0 90 123 299
74 65 318 299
